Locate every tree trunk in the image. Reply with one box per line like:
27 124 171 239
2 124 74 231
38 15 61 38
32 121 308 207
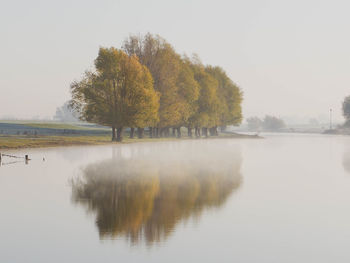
137 127 144 138
172 128 176 137
149 127 153 138
209 127 215 136
112 126 117 141
203 127 208 137
177 127 181 138
130 128 135 138
195 127 201 138
188 127 192 137
155 127 159 138
116 127 123 142
215 126 218 136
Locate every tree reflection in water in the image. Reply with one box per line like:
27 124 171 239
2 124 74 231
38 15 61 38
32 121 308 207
71 143 242 245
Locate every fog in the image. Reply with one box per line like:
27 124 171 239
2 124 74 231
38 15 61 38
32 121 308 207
1 0 350 122
71 141 242 245
4 136 350 262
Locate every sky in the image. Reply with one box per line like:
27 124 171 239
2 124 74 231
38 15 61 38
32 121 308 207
1 0 350 123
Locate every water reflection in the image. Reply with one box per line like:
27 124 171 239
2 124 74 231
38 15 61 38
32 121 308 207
71 142 242 245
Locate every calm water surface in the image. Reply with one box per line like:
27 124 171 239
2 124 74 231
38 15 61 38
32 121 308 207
1 134 350 262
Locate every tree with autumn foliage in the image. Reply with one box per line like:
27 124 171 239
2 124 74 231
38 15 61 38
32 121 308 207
175 58 200 137
187 60 219 137
70 47 159 141
123 34 190 137
205 66 243 133
71 33 243 140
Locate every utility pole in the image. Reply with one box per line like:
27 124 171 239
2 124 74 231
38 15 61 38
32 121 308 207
330 108 332 130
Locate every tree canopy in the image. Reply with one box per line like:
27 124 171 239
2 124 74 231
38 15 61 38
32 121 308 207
70 48 159 141
70 33 243 141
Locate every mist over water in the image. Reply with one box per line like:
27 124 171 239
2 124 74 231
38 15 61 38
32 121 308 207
71 142 242 245
2 135 350 262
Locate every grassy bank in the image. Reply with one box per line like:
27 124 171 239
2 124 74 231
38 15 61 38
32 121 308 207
0 121 259 150
0 132 258 150
0 135 111 149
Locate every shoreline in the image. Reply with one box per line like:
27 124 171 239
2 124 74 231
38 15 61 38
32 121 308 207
0 132 260 151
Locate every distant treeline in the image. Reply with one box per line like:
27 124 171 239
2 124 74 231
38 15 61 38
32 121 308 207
54 102 79 123
246 115 285 131
70 33 243 141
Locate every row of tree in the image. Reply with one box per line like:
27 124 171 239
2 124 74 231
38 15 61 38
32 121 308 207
246 115 285 131
70 33 243 141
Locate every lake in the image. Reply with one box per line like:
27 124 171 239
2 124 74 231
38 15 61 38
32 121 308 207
1 133 350 263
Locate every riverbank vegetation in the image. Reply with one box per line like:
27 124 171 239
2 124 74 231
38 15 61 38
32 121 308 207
0 131 255 150
70 33 243 142
0 134 110 149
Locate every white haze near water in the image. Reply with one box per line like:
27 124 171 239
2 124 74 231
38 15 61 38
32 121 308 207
1 0 349 123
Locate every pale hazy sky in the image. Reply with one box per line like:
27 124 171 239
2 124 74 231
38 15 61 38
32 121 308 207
1 0 349 123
